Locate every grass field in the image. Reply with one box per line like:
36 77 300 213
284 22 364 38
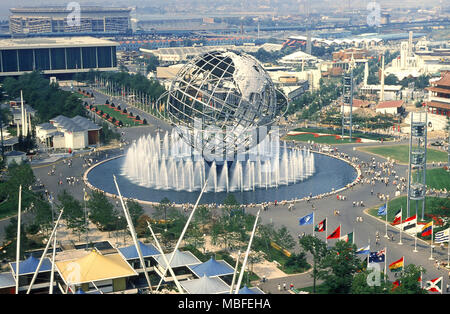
414 168 450 190
284 133 358 144
367 196 450 239
359 145 448 164
292 127 394 141
95 104 142 127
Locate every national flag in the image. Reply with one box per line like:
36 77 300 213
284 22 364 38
425 277 443 293
389 257 404 272
377 204 387 216
368 249 385 263
356 245 370 255
340 231 354 243
392 209 402 225
299 213 314 226
84 191 90 202
434 228 449 244
399 214 417 234
392 280 401 291
314 218 326 232
421 221 433 237
327 225 341 240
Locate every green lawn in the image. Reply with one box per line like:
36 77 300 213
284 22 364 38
359 145 448 164
414 168 450 190
95 104 142 127
367 196 450 239
296 284 328 294
292 127 394 141
285 133 357 144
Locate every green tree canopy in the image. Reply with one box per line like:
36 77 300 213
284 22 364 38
87 190 118 231
57 190 85 238
317 240 363 294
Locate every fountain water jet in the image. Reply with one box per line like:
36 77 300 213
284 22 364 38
121 130 316 193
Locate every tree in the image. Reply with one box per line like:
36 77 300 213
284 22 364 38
87 190 119 232
317 240 363 294
299 235 328 293
384 74 399 85
351 268 389 294
145 53 160 73
57 190 85 240
194 205 212 233
153 197 173 221
274 226 296 251
126 199 144 226
389 264 427 294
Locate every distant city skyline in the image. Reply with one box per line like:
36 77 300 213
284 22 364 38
0 0 447 20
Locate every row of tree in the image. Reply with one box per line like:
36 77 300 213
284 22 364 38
74 69 166 102
299 234 428 294
1 72 85 123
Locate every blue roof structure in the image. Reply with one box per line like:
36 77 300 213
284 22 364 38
10 255 52 276
188 257 234 278
118 241 160 260
238 285 264 294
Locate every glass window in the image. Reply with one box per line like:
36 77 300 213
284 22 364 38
112 46 117 67
66 47 81 69
82 47 97 69
51 48 66 70
34 49 50 71
18 49 34 72
2 50 18 72
97 46 111 68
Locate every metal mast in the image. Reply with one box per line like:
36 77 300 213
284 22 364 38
342 55 355 142
406 111 427 221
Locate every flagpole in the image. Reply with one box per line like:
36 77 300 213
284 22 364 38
367 238 370 268
429 221 434 260
447 228 450 268
312 213 315 237
384 200 389 238
398 206 403 245
325 217 328 245
413 225 418 252
15 185 22 295
384 247 387 284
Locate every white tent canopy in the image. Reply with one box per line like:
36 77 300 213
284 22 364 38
180 275 230 294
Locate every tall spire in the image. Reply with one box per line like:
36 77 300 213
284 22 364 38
364 61 369 86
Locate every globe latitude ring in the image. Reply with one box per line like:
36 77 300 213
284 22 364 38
156 49 288 156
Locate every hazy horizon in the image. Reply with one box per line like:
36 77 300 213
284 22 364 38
0 0 447 20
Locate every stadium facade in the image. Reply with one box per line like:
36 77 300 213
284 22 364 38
9 7 131 35
0 37 118 76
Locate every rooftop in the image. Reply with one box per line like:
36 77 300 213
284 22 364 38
0 37 118 50
433 72 450 87
376 100 404 109
10 6 132 13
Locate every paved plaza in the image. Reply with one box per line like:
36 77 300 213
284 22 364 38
2 87 449 294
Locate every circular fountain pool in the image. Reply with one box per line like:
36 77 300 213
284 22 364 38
86 152 357 205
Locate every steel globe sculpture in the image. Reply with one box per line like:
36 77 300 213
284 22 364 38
158 50 287 156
